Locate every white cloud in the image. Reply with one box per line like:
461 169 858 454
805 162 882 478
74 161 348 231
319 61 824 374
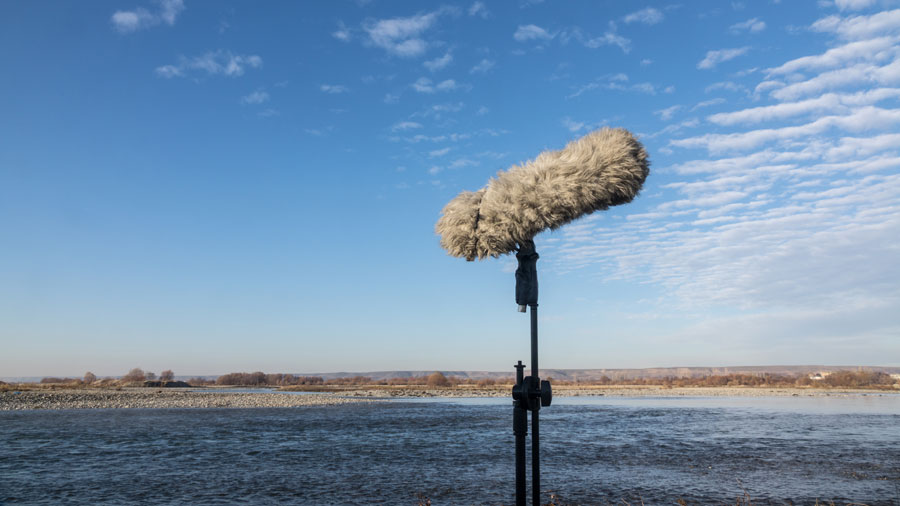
470 59 495 73
562 117 586 132
767 36 900 76
835 0 878 11
655 105 682 121
632 83 657 94
673 106 900 153
560 25 632 53
812 8 900 40
568 74 660 98
514 24 554 41
730 18 766 33
391 127 504 144
410 102 465 119
429 147 451 157
705 81 748 93
826 132 900 158
436 79 458 91
771 59 900 100
754 80 784 96
579 30 632 53
424 51 453 72
154 64 182 78
320 84 349 94
363 9 449 57
697 47 750 69
240 90 269 105
449 158 478 169
111 0 184 33
708 88 900 125
623 7 664 25
476 106 489 115
554 155 900 318
644 117 701 139
468 1 489 18
332 21 351 42
158 0 184 25
112 9 154 33
411 77 458 93
412 77 435 93
155 51 262 78
392 121 423 131
693 98 726 110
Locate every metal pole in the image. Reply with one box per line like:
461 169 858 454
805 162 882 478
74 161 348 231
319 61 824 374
514 241 548 506
514 361 527 506
532 409 540 506
531 304 538 378
530 304 540 506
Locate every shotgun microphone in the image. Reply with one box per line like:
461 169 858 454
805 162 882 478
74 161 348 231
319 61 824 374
436 127 650 261
435 127 649 506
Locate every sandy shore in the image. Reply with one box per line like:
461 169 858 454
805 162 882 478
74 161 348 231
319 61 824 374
0 388 374 411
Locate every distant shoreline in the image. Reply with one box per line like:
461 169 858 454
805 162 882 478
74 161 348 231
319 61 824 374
330 384 900 398
1 385 897 411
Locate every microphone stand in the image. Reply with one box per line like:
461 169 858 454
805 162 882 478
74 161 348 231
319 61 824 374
512 240 552 506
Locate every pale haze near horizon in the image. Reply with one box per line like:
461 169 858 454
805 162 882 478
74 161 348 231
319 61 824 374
1 1 899 378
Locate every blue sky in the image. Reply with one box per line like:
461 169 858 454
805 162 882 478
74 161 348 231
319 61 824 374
2 0 899 377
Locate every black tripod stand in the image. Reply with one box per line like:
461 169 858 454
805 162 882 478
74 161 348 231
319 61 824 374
511 240 552 506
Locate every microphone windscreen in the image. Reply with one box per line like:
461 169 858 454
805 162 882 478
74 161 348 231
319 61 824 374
436 128 649 261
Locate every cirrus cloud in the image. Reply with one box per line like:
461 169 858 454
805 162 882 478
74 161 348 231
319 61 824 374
155 50 262 78
514 24 554 41
697 47 750 69
623 7 664 25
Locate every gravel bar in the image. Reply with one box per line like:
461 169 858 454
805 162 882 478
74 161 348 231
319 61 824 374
0 389 375 411
3 386 895 410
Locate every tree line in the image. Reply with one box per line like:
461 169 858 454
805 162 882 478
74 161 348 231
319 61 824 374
39 368 176 386
182 370 900 389
34 369 899 389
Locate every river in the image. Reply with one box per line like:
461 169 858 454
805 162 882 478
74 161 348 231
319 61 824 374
2 395 898 504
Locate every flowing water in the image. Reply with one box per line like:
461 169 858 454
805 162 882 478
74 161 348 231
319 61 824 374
2 395 899 505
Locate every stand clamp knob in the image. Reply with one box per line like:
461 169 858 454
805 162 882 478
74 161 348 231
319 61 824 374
540 379 552 407
515 376 552 410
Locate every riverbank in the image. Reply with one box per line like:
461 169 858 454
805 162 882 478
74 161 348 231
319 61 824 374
333 384 900 398
0 388 374 411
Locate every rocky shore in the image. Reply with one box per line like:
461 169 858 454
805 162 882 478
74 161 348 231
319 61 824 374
339 385 898 398
2 385 894 410
0 389 374 411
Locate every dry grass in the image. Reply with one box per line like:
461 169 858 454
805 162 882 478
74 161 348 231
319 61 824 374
0 381 128 392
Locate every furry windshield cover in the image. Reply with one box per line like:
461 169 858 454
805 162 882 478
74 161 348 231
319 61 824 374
436 128 650 261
